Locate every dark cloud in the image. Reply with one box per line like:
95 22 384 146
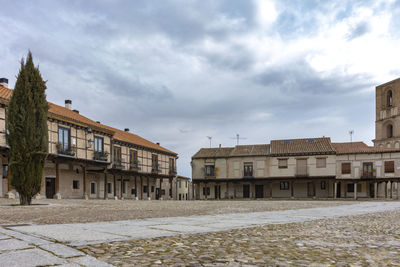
0 0 392 177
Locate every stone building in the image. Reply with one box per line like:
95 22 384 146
191 78 400 200
0 78 178 199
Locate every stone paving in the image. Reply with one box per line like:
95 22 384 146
2 201 400 266
0 199 354 225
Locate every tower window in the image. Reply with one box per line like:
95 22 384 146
387 124 393 138
387 90 393 107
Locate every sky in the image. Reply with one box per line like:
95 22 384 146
1 0 400 177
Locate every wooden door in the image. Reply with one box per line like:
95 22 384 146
243 184 250 198
46 178 55 199
255 185 264 198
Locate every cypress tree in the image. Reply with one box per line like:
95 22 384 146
7 51 48 205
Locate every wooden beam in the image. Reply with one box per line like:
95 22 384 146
55 162 60 198
83 165 87 199
104 170 108 200
120 175 123 199
113 174 117 198
147 176 150 199
135 176 137 198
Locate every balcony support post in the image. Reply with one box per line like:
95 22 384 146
104 170 108 200
54 162 61 199
159 178 163 200
374 181 378 199
147 176 150 199
397 181 400 200
120 175 124 199
290 181 294 198
140 176 143 200
83 165 87 200
135 176 137 198
390 181 393 199
385 181 387 198
113 174 117 198
354 182 357 200
334 181 337 199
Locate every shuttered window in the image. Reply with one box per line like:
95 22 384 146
316 158 326 168
342 163 351 174
278 159 288 169
385 161 395 173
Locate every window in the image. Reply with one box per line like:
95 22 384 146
73 180 79 189
90 182 96 194
151 186 154 193
94 136 104 153
131 188 136 195
152 154 159 171
107 183 112 194
122 181 126 194
321 181 326 190
205 165 215 176
341 163 351 174
347 183 354 193
388 90 393 107
58 126 70 151
169 158 175 173
280 181 289 190
143 186 147 193
387 124 393 138
130 150 138 166
2 165 8 178
185 180 188 188
244 163 253 177
202 187 210 195
179 179 182 188
278 159 288 169
113 147 121 163
316 158 326 168
385 161 395 173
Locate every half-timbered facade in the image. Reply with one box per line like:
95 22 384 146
0 79 178 199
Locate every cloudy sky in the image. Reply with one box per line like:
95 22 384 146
1 0 400 177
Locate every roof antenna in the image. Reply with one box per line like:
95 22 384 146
206 136 212 148
230 133 247 145
349 130 354 143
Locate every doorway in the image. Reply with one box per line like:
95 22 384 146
255 184 264 198
336 182 341 198
155 188 160 200
46 178 55 199
243 184 250 198
369 182 375 198
307 182 315 197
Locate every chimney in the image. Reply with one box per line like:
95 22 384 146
124 128 129 132
156 142 160 145
0 78 8 88
72 109 79 114
65 100 72 110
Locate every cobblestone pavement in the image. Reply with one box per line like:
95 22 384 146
79 206 400 266
0 199 355 225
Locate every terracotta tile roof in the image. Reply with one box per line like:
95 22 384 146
0 85 177 155
270 137 335 156
192 147 234 159
100 124 177 155
332 142 400 154
230 144 270 157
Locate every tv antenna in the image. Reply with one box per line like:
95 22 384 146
349 130 354 143
206 136 212 148
230 133 247 145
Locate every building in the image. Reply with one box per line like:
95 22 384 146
191 78 400 199
0 78 178 199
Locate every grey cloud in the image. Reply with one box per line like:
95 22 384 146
347 22 370 40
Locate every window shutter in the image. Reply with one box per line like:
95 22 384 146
342 163 351 174
316 158 326 168
385 161 394 173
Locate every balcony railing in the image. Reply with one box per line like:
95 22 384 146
94 151 108 161
361 170 376 179
169 168 177 175
152 165 161 173
295 166 308 177
243 171 253 178
113 160 123 169
130 161 141 170
57 144 76 157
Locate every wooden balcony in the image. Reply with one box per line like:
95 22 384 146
130 161 141 171
113 160 123 169
93 151 108 162
152 165 161 173
361 171 376 179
